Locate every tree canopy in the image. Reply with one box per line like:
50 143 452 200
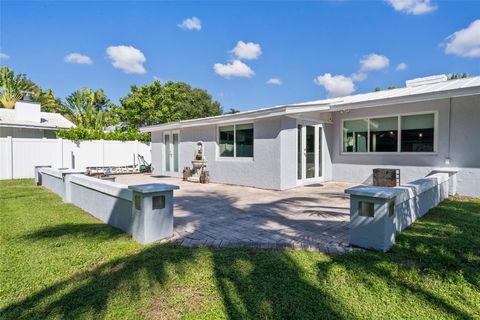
62 88 117 130
1 67 223 141
224 108 240 114
448 73 469 80
117 80 222 129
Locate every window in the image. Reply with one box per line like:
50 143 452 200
369 117 398 152
343 119 368 152
219 123 254 158
342 113 435 153
235 124 254 157
401 114 434 152
219 125 234 157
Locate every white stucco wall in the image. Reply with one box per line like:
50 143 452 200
149 94 480 195
278 116 298 190
151 116 284 189
330 95 480 196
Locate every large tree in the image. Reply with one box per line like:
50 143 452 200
117 80 222 128
62 88 117 130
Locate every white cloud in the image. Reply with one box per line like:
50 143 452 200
231 41 262 60
106 45 146 74
267 78 282 85
178 17 202 31
444 19 480 58
214 60 254 79
386 0 437 15
396 62 408 71
314 73 356 98
360 53 390 71
0 52 9 60
351 72 368 82
64 53 92 65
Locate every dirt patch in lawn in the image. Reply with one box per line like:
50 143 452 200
144 286 209 320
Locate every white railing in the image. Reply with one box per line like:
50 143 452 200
0 137 151 180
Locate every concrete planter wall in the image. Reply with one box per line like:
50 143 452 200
37 168 179 244
69 174 134 234
346 170 456 252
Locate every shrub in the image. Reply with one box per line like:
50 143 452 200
57 127 150 142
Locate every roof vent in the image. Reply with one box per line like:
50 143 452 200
406 75 448 88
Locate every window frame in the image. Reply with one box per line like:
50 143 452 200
340 111 438 155
217 122 254 160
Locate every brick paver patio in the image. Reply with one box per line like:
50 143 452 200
114 174 358 253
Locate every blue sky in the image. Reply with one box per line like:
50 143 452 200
1 1 479 111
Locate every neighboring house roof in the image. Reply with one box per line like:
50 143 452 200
0 109 75 130
141 75 480 132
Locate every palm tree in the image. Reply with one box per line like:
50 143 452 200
0 66 39 109
38 89 63 113
62 88 114 130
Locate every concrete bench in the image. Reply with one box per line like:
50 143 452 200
345 170 457 252
36 168 179 244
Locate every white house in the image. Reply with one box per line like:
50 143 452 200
140 75 480 196
0 98 74 138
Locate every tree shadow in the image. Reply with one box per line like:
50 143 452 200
211 248 351 319
20 223 127 241
173 192 350 250
314 197 480 318
1 241 198 319
3 183 479 319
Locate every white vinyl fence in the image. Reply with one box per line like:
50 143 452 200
0 137 151 180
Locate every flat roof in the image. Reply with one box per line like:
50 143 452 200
141 75 480 132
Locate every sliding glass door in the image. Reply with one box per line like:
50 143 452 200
297 124 323 184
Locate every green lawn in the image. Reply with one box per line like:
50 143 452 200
1 179 479 319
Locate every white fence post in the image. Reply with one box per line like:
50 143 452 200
135 140 139 167
7 136 13 179
101 139 105 167
58 138 64 168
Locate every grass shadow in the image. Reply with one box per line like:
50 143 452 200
20 223 127 241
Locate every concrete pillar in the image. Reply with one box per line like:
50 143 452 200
61 170 85 202
34 165 52 185
345 186 402 252
431 169 458 195
129 183 180 244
